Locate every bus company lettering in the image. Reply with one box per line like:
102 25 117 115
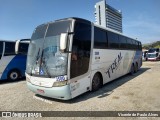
106 52 122 78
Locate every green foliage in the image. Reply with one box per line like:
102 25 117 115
142 41 160 49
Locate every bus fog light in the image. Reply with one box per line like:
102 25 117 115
52 80 67 87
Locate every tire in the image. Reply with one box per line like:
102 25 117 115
130 64 134 75
92 73 101 91
134 63 138 73
8 70 20 81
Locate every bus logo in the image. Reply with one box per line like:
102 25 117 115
105 52 123 78
40 69 44 75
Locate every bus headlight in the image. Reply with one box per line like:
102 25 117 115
52 80 68 87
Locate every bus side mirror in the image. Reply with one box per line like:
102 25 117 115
15 40 20 54
60 33 68 51
15 39 30 55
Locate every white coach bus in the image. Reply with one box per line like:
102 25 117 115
26 18 142 100
147 48 160 61
0 39 29 81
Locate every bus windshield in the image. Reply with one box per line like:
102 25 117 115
148 53 157 58
26 20 72 77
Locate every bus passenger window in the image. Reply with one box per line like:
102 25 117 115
18 43 29 55
0 41 3 59
4 42 16 56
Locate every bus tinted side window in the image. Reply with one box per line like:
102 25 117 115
108 31 119 49
119 35 127 49
132 40 136 50
0 41 3 59
126 38 133 50
138 42 142 50
18 43 29 54
135 41 139 50
4 42 16 56
156 48 159 52
94 27 108 49
138 42 140 50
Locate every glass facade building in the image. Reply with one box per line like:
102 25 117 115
95 0 122 33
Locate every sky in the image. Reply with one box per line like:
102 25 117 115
0 0 160 44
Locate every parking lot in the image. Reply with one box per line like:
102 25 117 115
0 61 160 120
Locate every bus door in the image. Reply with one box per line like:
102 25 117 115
70 21 92 98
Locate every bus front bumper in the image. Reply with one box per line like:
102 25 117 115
148 58 158 61
27 82 72 100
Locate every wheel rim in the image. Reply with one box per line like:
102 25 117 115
10 72 18 80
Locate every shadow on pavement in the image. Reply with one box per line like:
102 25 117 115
0 77 26 84
35 67 150 103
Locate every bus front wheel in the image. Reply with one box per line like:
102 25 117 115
92 73 101 91
8 70 20 81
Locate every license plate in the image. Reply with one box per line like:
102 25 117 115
37 89 45 94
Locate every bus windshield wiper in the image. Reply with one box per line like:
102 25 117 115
36 48 40 65
41 50 52 78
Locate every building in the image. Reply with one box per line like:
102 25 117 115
95 0 122 33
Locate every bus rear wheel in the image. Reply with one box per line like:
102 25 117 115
130 64 134 75
134 63 138 73
92 73 101 91
8 70 20 81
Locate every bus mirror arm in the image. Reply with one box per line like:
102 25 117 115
65 51 72 53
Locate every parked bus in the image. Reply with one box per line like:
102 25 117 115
0 39 29 81
26 18 142 100
147 48 160 61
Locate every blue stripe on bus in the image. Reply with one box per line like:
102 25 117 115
0 55 27 80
